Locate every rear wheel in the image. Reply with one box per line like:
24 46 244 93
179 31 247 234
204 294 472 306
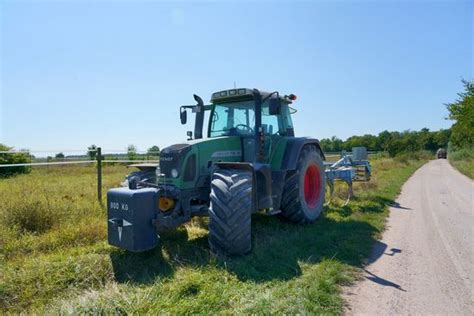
209 169 252 256
280 146 325 223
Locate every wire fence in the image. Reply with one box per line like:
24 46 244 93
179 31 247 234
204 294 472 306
0 147 161 202
0 148 380 169
0 160 96 168
0 146 381 202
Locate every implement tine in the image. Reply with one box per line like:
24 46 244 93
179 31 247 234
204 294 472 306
324 178 334 206
343 182 353 206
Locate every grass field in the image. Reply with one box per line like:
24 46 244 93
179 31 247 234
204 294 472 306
449 148 474 179
0 156 425 314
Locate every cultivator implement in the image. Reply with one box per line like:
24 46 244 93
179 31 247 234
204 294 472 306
324 147 372 206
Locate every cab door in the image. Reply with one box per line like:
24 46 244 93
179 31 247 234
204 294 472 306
261 109 284 164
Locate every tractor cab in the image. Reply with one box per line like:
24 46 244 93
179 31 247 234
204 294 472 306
180 88 297 164
208 88 296 138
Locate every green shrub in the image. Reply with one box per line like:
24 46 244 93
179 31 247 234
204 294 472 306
0 144 31 177
448 147 474 179
394 150 432 164
449 147 473 161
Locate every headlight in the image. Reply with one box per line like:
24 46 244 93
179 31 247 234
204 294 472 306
171 169 178 178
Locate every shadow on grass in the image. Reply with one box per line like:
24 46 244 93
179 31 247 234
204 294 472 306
110 201 393 284
324 195 401 218
110 246 174 284
227 214 378 282
110 227 209 284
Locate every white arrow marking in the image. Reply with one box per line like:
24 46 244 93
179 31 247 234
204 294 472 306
118 226 123 241
108 218 133 242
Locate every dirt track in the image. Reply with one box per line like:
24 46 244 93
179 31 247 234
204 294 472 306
344 159 473 315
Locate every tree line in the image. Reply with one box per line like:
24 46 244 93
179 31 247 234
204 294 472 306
320 128 451 157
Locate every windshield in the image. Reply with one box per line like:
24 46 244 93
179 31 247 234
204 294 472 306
209 100 293 137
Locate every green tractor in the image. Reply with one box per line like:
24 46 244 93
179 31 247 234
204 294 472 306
107 88 326 255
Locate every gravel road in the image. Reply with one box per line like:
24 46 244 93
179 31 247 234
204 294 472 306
344 159 473 315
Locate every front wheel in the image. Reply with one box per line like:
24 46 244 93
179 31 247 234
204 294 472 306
208 169 252 256
280 146 325 223
121 171 156 188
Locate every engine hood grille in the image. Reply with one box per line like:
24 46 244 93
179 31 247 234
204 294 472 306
159 144 192 177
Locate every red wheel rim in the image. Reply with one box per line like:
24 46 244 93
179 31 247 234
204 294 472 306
304 164 321 208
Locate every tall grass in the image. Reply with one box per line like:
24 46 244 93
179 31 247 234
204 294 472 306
0 158 425 314
448 148 474 179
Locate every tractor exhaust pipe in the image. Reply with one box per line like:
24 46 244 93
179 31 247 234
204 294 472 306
193 94 205 139
252 89 264 163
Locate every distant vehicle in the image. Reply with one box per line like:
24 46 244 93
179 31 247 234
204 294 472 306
436 148 447 159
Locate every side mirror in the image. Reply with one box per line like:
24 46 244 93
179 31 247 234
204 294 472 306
180 108 187 124
187 131 193 140
269 97 281 115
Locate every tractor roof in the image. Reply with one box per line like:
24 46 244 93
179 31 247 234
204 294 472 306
210 88 293 104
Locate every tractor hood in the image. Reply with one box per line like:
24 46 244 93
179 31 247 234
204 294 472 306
159 137 242 188
159 143 192 178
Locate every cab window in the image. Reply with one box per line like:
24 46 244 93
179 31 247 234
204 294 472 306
209 104 229 137
209 100 293 137
261 105 280 135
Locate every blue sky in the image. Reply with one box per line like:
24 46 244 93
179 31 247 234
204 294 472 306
1 0 472 154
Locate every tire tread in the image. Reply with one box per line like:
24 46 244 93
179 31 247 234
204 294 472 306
209 169 252 256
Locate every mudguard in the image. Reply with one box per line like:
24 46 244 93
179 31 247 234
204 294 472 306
281 137 325 171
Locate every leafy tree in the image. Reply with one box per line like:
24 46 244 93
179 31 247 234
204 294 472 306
400 130 418 152
386 138 404 157
320 137 342 152
343 134 378 151
417 128 436 152
147 145 160 156
55 152 65 160
445 79 474 149
377 130 392 151
0 144 31 177
320 138 331 152
87 144 97 160
434 129 451 149
127 145 137 160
